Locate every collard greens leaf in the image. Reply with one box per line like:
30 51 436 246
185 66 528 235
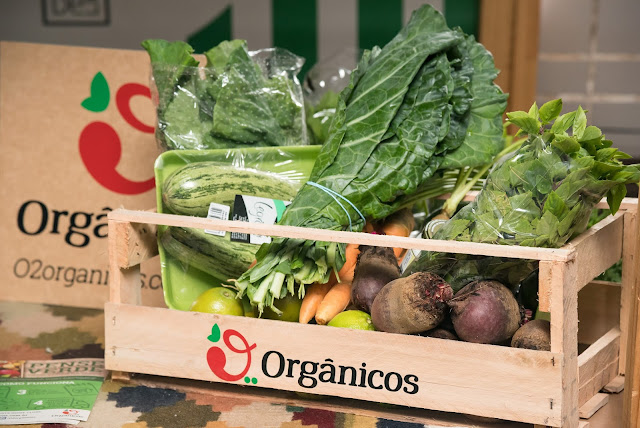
439 36 508 169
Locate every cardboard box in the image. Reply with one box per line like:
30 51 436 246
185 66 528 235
0 41 165 308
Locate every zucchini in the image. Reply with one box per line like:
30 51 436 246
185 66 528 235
161 227 256 282
162 162 299 217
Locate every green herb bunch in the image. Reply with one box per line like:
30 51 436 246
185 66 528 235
405 99 640 291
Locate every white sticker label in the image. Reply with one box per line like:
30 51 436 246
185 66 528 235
400 248 421 273
231 195 291 245
400 231 424 273
204 202 230 236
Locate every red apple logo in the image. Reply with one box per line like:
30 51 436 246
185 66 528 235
207 324 257 384
79 72 155 195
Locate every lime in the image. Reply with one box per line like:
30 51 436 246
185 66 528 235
327 310 375 331
263 294 302 322
189 287 244 316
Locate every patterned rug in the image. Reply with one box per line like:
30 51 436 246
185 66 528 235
0 301 520 428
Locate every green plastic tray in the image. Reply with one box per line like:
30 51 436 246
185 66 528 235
154 146 320 311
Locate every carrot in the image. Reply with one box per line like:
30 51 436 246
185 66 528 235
315 281 353 325
299 274 337 324
381 209 414 261
337 243 360 283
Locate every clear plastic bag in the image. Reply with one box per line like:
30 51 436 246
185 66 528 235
404 122 639 292
302 49 357 145
148 40 309 151
154 145 320 311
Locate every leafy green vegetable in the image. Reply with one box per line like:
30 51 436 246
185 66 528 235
305 90 339 145
142 39 308 150
438 36 508 169
232 5 507 313
404 99 640 292
141 40 199 106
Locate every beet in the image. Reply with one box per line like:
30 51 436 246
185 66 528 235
448 280 521 344
371 272 453 334
351 245 400 313
511 319 551 351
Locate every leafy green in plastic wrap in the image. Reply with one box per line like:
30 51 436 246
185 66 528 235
305 90 339 145
404 99 640 292
232 5 508 313
142 39 307 150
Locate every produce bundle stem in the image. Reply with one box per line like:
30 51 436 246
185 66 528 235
441 138 527 219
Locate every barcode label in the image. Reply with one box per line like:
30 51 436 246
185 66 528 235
400 231 423 273
400 248 421 273
204 202 230 236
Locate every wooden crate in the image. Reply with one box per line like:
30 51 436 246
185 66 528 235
104 198 638 428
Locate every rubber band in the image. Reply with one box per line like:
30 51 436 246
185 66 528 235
306 181 366 231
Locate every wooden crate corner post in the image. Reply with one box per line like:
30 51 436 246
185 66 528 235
541 257 580 427
106 214 159 382
624 195 640 428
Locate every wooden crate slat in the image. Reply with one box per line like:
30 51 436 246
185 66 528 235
603 375 625 393
578 393 609 419
577 328 620 407
578 359 618 408
105 302 562 426
538 213 623 314
578 327 620 388
108 210 573 261
568 211 624 293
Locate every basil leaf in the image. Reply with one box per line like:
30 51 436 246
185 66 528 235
543 191 568 218
551 111 576 134
579 125 602 143
507 111 541 135
539 98 563 124
528 102 540 121
552 134 581 154
607 183 627 214
572 106 587 139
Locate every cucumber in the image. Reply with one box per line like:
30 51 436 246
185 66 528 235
162 162 299 217
161 227 257 282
